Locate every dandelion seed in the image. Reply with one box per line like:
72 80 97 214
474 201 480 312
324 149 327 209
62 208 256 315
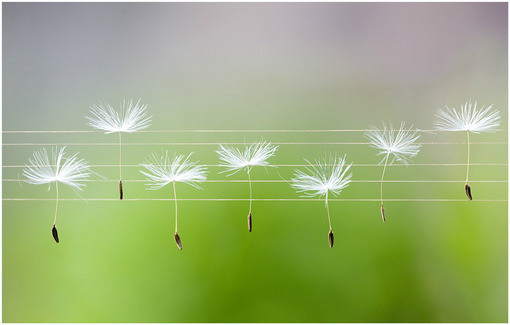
86 98 152 200
247 212 252 232
52 225 59 243
22 147 91 243
119 181 124 200
291 155 353 247
365 122 421 222
140 152 207 250
465 183 472 201
174 232 183 250
216 141 278 232
434 100 500 200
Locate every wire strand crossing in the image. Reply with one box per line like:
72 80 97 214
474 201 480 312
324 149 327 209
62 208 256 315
3 141 507 146
2 129 505 133
2 198 506 202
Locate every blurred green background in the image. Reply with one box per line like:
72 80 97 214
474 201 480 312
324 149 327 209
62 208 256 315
3 3 507 323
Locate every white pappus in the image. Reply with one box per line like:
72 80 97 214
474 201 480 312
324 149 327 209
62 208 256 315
365 121 421 222
23 146 92 243
140 151 207 250
434 100 501 200
216 141 278 232
86 98 152 200
291 155 353 248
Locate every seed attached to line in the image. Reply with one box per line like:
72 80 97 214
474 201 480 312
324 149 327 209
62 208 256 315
465 183 472 200
119 181 123 200
381 204 386 223
247 212 252 232
51 224 59 243
174 232 183 250
328 229 334 248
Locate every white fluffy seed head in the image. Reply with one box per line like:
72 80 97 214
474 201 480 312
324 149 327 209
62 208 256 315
23 147 91 191
434 100 501 133
140 152 208 190
291 155 353 200
365 121 421 165
216 141 279 175
86 98 152 133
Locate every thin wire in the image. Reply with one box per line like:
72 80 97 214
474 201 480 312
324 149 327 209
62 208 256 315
1 129 505 133
5 163 507 168
4 179 507 183
3 198 506 202
7 130 506 204
2 163 508 168
3 141 507 146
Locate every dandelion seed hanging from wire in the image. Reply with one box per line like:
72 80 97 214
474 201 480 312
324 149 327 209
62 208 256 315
434 100 500 200
216 141 278 232
140 152 207 250
22 147 91 243
290 155 353 247
86 98 152 200
365 122 421 222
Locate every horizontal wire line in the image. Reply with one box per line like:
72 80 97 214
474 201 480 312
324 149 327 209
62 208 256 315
4 179 507 183
3 129 505 133
4 163 508 168
2 142 507 146
2 198 506 202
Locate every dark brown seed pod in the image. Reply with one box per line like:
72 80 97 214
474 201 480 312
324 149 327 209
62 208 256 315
465 183 472 200
174 232 183 250
381 204 386 223
328 229 334 248
51 224 59 243
247 212 252 232
119 181 123 200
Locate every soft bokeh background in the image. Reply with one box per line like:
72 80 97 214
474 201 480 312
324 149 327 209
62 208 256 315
3 3 507 323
